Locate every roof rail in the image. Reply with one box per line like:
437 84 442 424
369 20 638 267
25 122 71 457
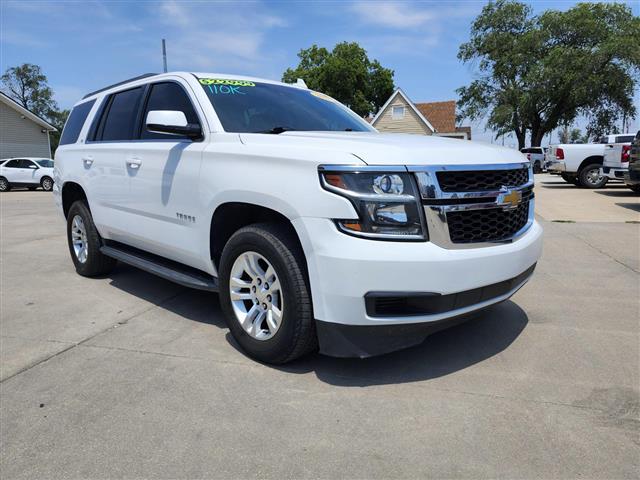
82 73 159 99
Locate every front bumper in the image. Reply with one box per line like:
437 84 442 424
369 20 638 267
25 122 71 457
293 217 543 356
546 160 566 173
601 166 627 180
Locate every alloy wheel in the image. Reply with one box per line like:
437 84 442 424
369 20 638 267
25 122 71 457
71 215 89 263
585 167 603 186
229 251 283 340
42 178 53 191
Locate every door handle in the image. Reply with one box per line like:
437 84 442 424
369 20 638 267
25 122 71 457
127 156 142 169
82 156 94 167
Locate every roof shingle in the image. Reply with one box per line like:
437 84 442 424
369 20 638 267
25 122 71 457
414 100 456 133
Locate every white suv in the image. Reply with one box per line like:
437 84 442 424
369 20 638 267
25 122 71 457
53 72 543 363
0 158 54 191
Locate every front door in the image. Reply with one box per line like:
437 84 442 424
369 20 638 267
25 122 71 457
124 80 207 270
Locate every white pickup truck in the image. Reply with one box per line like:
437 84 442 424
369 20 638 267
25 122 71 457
53 72 542 363
546 133 635 188
601 139 634 182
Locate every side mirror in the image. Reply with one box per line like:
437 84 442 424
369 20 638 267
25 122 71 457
29 164 38 169
145 110 202 139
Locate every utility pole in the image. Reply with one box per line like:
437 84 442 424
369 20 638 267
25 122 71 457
162 39 168 73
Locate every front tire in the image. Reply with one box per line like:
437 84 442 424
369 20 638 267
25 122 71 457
629 184 640 194
578 164 608 189
66 201 117 277
0 177 10 192
219 223 317 364
41 176 53 191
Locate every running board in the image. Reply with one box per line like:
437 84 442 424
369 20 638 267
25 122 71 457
100 245 218 292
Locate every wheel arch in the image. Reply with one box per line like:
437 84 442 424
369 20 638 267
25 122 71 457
578 155 604 172
209 202 304 271
61 181 88 218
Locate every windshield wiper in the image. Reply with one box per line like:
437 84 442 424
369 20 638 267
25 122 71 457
255 126 296 134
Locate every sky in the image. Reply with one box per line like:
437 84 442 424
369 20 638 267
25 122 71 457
1 0 638 147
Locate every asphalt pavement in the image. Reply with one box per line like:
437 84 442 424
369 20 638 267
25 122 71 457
1 174 638 479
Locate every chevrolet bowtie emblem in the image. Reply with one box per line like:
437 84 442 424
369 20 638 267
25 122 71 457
497 188 522 209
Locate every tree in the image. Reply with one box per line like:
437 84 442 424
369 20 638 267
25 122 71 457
1 64 57 119
283 42 394 117
559 125 589 144
1 63 70 154
456 1 640 148
47 109 70 154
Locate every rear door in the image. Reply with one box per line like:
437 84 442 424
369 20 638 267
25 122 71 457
83 87 145 239
124 80 208 269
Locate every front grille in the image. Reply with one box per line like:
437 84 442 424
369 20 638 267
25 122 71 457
437 168 529 192
447 202 529 244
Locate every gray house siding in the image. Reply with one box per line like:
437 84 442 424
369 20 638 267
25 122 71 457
0 102 51 158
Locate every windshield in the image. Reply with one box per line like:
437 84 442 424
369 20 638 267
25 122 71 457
36 159 54 168
199 78 372 134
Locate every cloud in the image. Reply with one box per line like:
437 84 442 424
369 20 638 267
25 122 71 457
349 1 435 28
152 1 288 72
1 30 47 48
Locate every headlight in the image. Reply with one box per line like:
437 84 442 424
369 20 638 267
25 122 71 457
319 168 427 241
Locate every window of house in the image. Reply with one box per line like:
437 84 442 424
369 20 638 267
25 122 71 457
392 105 405 120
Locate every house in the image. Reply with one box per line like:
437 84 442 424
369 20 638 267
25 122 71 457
0 92 57 158
370 88 471 140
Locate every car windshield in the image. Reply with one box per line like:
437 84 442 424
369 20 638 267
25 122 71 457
35 159 54 168
199 78 372 134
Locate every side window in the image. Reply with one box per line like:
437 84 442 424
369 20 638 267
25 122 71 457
140 82 200 140
18 160 37 168
60 99 96 146
4 160 20 168
98 87 145 141
616 135 634 143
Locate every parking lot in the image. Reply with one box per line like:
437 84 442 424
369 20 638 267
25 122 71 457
1 174 638 478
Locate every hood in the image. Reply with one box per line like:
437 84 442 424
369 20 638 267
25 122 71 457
239 131 526 166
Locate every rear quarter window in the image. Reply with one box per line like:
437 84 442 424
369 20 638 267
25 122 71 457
59 100 96 146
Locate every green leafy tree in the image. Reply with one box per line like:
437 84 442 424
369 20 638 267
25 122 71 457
1 63 57 119
1 63 71 154
457 1 640 148
283 42 394 117
47 109 70 154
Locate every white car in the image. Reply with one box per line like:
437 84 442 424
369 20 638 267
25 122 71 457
53 72 543 363
601 137 633 181
520 147 547 173
0 157 55 192
546 133 635 188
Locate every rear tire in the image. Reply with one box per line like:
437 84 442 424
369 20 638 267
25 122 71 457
533 161 542 174
629 185 640 194
41 176 53 191
561 173 579 185
219 223 317 364
66 201 117 277
578 164 608 189
0 177 10 192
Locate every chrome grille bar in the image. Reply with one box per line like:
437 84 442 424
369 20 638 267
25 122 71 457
409 162 534 249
